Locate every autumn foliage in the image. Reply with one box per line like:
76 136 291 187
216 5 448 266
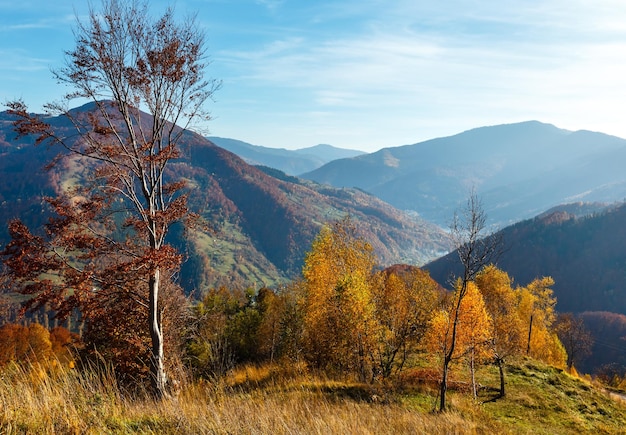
372 265 441 378
296 218 448 382
0 323 79 370
301 218 379 380
0 209 584 411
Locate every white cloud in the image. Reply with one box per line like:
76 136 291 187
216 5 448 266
3 0 625 150
254 0 285 12
212 0 626 149
0 49 49 72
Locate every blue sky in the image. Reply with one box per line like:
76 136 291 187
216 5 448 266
1 0 626 152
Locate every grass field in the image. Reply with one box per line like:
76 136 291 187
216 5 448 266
0 358 624 434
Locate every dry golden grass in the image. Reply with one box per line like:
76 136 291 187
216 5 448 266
1 359 625 434
0 362 488 434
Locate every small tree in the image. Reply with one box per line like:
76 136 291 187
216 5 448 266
475 265 525 397
371 265 440 379
187 287 240 378
256 287 287 363
517 277 566 366
3 0 220 397
555 312 594 371
426 281 492 400
438 191 501 411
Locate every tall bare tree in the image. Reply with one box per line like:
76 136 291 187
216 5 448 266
438 191 502 411
3 0 219 397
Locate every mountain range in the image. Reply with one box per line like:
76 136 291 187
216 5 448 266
5 106 626 307
299 121 626 227
0 105 451 292
207 137 365 175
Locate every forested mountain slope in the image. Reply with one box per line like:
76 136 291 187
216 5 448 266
0 105 451 292
426 203 626 315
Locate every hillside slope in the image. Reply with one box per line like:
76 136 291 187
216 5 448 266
425 202 626 315
425 202 626 375
0 106 451 292
2 354 625 434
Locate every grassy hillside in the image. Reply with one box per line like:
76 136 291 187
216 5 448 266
1 358 624 434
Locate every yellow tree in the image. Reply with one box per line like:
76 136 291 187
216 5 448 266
255 287 285 363
517 277 566 367
426 281 492 399
371 265 441 379
301 217 377 381
475 265 525 397
458 281 493 399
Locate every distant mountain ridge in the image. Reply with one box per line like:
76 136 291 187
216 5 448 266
301 121 626 227
0 105 451 291
207 136 365 176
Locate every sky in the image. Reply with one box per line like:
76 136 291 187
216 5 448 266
1 1 626 152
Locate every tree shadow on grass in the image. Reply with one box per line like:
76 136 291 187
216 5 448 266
479 385 504 403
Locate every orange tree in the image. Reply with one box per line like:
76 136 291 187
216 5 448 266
301 217 378 381
425 281 493 400
517 277 566 367
0 323 80 370
475 265 525 397
371 265 441 379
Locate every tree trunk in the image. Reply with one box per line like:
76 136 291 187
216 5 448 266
149 267 167 398
439 288 463 412
440 357 449 411
526 314 533 355
470 350 477 400
497 357 506 397
566 344 574 371
440 319 457 411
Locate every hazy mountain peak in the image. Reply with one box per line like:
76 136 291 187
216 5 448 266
208 136 365 175
302 121 626 227
294 143 364 155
